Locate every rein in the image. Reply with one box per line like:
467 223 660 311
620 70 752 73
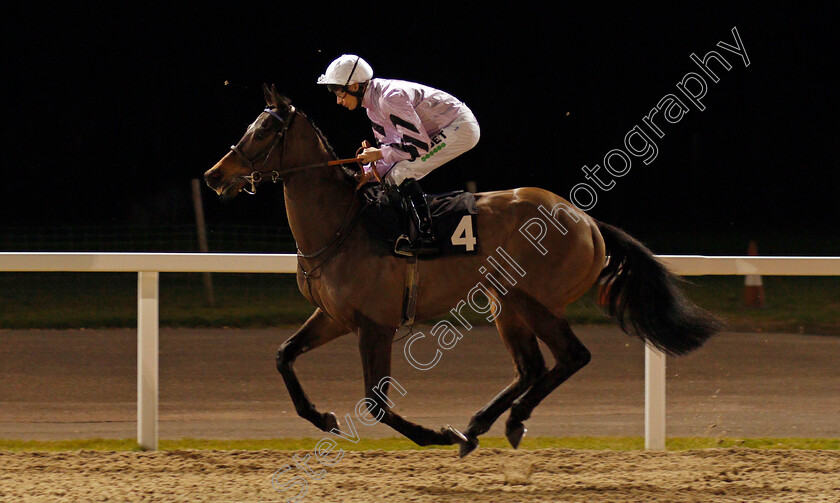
229 107 363 195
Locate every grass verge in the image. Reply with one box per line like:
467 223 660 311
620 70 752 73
1 436 837 452
2 273 839 335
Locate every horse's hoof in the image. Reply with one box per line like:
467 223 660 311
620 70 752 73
445 425 469 445
323 411 341 433
459 436 479 458
506 422 527 449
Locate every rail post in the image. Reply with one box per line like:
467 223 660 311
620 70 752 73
137 271 159 450
645 344 667 450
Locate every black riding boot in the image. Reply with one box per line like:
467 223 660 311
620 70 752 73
395 178 438 256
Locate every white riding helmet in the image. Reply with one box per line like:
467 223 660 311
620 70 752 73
317 55 374 86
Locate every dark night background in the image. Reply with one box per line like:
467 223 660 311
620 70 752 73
1 1 837 255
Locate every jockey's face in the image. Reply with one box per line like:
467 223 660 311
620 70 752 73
334 83 361 110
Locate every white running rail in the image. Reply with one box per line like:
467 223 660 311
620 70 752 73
2 252 839 450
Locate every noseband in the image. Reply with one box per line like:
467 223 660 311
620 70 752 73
229 106 295 194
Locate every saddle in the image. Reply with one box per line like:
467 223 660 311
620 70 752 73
360 185 479 257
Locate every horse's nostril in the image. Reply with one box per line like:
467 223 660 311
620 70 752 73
205 169 222 185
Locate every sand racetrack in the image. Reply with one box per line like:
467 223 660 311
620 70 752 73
1 326 839 501
1 447 839 502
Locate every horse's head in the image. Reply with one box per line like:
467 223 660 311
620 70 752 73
204 84 296 198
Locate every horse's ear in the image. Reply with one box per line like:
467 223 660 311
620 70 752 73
263 83 274 107
278 94 292 112
270 84 293 113
263 83 292 115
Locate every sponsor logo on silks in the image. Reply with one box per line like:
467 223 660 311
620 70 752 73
422 142 446 162
422 130 448 162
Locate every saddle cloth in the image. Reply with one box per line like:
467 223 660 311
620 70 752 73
360 185 479 257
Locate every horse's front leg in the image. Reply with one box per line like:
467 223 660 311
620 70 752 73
276 308 350 432
357 320 468 448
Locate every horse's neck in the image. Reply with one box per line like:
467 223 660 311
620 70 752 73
282 126 356 255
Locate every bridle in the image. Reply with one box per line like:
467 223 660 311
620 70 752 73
228 106 294 195
228 106 366 195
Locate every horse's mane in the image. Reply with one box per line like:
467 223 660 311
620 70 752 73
302 111 338 158
289 102 358 184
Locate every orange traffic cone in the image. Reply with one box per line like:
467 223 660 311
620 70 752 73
744 240 765 308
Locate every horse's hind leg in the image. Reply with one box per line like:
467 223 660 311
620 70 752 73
504 291 591 448
276 308 351 433
461 303 547 457
357 320 468 448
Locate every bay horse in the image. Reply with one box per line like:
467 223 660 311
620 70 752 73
204 84 723 457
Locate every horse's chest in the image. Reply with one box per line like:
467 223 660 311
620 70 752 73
296 263 402 325
295 267 350 315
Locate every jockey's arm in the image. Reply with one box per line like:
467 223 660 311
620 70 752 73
355 141 384 189
359 147 384 164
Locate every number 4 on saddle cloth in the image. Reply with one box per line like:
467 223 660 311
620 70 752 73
359 184 479 258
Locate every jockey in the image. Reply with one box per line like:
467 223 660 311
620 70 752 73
317 54 480 256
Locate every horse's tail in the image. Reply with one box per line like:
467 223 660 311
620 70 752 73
595 221 724 355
